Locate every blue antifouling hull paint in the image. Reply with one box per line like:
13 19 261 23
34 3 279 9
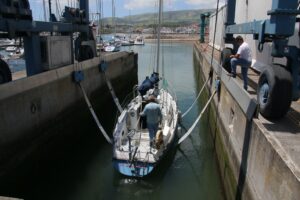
113 160 154 177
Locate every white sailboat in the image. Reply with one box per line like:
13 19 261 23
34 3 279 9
134 35 145 45
112 0 179 177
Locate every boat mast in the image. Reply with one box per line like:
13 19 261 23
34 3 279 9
48 0 52 21
100 0 103 34
112 0 116 36
155 0 163 73
43 0 47 21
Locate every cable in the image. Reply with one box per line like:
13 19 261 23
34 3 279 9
209 0 221 74
178 90 217 145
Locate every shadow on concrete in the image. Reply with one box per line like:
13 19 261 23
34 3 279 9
235 119 253 200
262 108 300 134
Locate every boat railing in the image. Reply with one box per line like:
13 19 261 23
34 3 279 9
120 84 139 109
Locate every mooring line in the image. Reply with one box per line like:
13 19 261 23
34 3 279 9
103 71 123 113
78 82 112 144
182 76 211 118
178 90 217 145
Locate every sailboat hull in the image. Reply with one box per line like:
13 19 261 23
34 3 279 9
112 89 178 177
113 129 178 177
113 159 154 177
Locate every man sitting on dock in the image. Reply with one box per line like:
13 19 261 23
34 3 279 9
140 95 162 147
229 36 252 90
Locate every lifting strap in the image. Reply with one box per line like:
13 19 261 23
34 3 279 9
178 90 217 145
182 76 211 118
103 71 123 113
78 82 112 144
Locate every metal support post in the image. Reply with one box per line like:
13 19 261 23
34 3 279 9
24 34 42 76
200 13 210 43
80 0 89 24
285 46 300 100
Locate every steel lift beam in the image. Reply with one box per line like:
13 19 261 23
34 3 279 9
223 0 300 119
0 0 95 78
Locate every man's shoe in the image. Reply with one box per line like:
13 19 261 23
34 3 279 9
227 72 236 78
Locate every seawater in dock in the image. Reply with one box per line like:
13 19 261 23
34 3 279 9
0 43 224 199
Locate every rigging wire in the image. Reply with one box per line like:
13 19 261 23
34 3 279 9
209 0 221 74
147 2 159 75
55 0 61 19
161 1 165 80
42 0 47 21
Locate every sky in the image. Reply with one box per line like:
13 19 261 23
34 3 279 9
28 0 226 20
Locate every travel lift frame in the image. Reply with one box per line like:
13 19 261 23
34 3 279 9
223 0 300 119
0 0 96 82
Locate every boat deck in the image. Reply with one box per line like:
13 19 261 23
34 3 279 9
114 129 164 164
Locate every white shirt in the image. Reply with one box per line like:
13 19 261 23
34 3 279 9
237 42 252 62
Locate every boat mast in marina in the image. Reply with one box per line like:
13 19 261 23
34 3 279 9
43 0 47 21
112 0 116 36
156 0 163 73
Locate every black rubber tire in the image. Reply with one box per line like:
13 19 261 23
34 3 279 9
78 45 94 61
0 59 12 84
221 48 233 73
257 64 293 119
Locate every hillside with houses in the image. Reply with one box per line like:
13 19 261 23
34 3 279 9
99 9 214 34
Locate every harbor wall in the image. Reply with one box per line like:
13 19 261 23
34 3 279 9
194 43 300 200
0 52 138 176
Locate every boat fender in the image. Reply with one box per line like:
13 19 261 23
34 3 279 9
99 60 108 72
155 130 163 149
73 71 84 83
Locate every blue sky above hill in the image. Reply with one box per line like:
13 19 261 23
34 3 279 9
29 0 225 20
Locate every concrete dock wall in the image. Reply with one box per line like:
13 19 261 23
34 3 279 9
194 44 300 200
0 52 138 176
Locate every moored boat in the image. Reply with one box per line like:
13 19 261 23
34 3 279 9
112 0 179 177
104 42 121 52
134 36 145 45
